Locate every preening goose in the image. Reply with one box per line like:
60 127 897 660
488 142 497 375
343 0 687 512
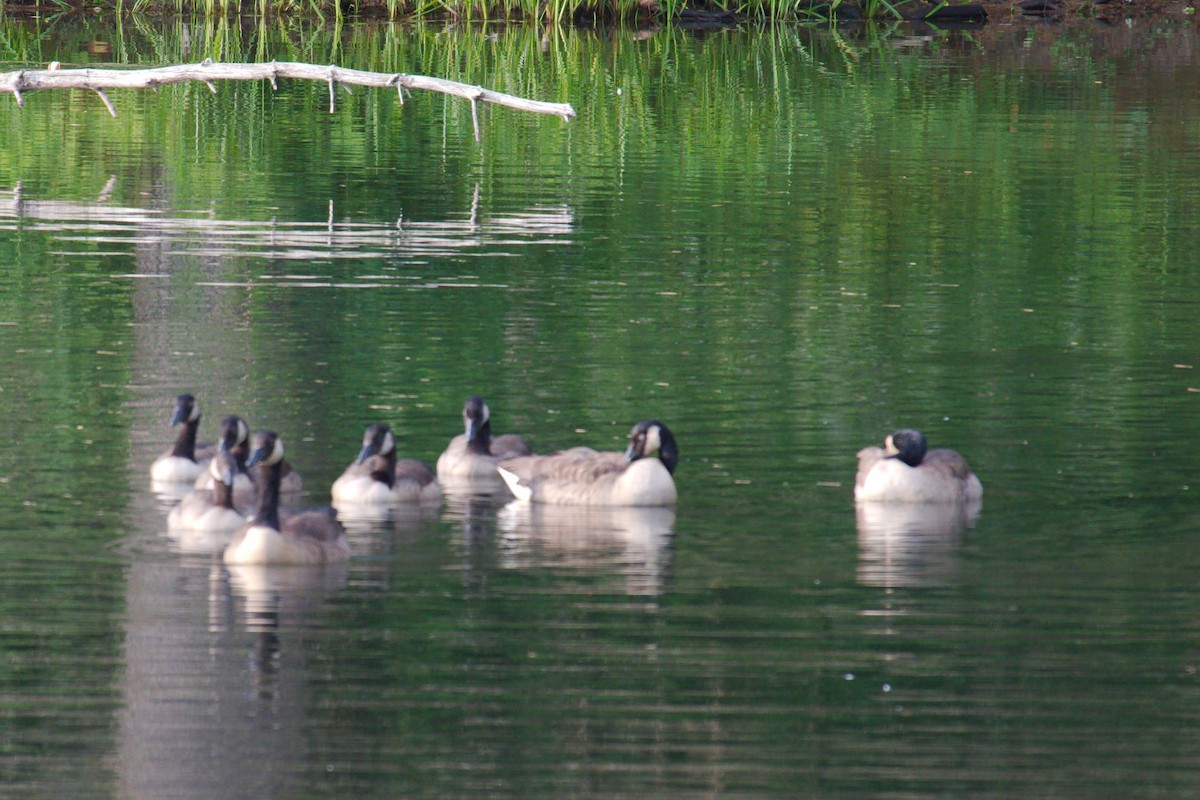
498 420 679 507
168 450 251 532
436 395 532 482
854 428 983 504
224 431 350 565
331 423 441 505
150 394 213 483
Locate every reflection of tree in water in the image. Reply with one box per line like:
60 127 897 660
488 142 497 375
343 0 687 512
0 183 574 264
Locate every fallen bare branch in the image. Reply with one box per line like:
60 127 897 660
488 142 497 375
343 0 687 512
0 60 577 133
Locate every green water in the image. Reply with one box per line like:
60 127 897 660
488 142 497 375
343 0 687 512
2 17 1200 798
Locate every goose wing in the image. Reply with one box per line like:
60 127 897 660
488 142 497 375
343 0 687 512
922 448 974 481
491 433 533 460
502 448 627 483
395 458 437 487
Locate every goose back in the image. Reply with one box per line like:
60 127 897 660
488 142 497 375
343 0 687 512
498 421 678 507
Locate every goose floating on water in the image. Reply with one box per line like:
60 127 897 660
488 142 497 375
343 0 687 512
224 431 350 565
332 423 441 506
192 414 303 497
498 420 679 507
191 415 255 495
854 428 983 504
150 394 214 484
436 395 532 482
168 449 251 532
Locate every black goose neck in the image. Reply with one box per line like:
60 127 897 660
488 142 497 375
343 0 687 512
231 440 249 473
372 450 398 488
211 475 236 509
250 460 282 530
171 417 200 460
467 419 493 455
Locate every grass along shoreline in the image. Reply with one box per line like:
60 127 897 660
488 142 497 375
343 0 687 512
0 0 1101 24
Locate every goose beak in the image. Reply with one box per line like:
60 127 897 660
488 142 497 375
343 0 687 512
218 462 237 487
355 443 376 464
245 445 269 468
466 419 479 442
623 442 638 462
169 407 187 426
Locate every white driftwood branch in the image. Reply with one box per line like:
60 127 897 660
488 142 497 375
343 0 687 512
0 60 576 130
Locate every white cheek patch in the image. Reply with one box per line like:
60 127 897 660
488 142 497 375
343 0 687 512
209 454 226 481
236 418 249 444
481 403 491 424
884 435 899 456
643 425 662 455
269 436 286 465
188 402 201 423
382 430 395 455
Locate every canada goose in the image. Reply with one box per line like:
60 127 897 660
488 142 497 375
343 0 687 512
331 423 441 505
192 415 303 496
191 415 254 494
497 420 679 506
436 395 532 482
224 431 350 565
168 450 251 532
854 428 983 504
150 394 214 483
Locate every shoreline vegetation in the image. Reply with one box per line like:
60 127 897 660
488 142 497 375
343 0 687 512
0 0 1194 23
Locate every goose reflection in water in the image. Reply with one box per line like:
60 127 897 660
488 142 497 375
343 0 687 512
226 562 350 701
496 502 676 596
226 562 350 633
117 558 349 800
855 499 981 589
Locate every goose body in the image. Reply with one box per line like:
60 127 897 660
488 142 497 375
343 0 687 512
224 431 350 566
332 423 441 505
498 420 678 507
855 428 983 504
150 394 214 483
436 395 532 482
168 450 251 532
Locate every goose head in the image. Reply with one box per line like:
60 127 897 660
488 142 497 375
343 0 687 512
170 394 201 426
355 423 396 463
217 415 250 454
209 449 239 488
462 395 491 444
245 430 286 469
885 428 927 467
624 421 679 475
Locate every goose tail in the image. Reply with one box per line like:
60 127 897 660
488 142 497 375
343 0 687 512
497 466 532 502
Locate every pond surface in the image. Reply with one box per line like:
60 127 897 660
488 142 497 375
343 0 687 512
2 17 1200 799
